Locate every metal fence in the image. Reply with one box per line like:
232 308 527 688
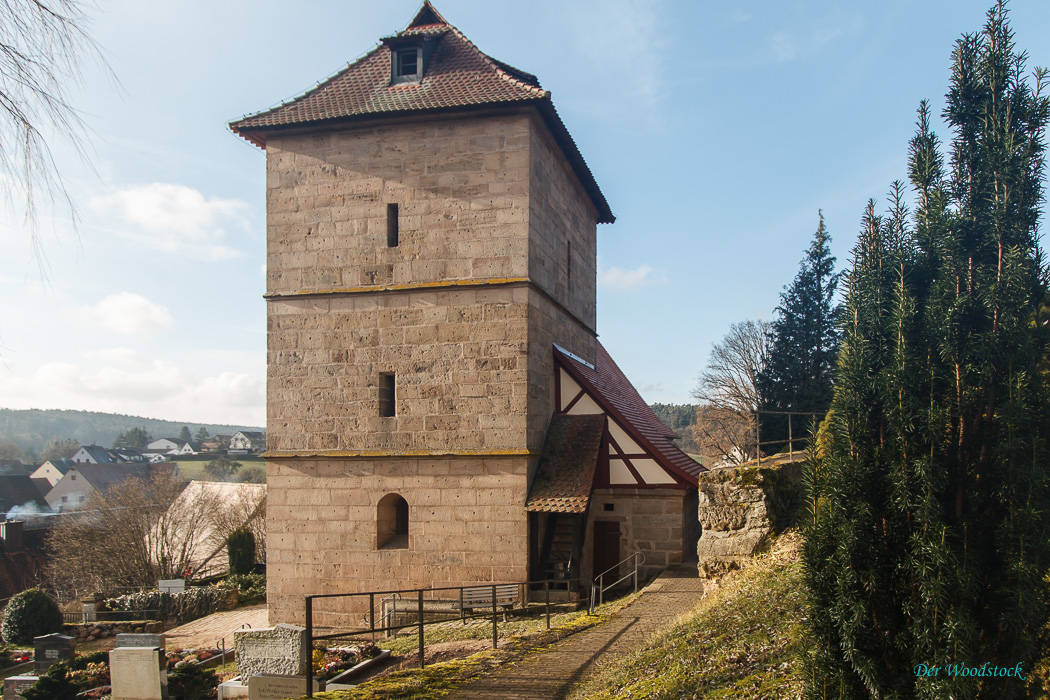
62 609 159 624
754 410 825 464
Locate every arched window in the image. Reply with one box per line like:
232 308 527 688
377 493 409 549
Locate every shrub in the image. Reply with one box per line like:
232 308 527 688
222 573 265 604
1 588 63 644
168 664 219 700
22 661 78 700
227 527 255 576
106 586 228 626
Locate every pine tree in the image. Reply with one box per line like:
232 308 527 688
804 4 1050 697
757 213 841 452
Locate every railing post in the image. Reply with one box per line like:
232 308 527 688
545 580 550 630
418 589 425 669
305 596 313 698
788 413 793 458
491 585 498 649
369 592 375 643
756 411 761 464
634 554 639 594
460 587 465 625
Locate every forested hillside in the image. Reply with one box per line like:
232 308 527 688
0 409 263 455
649 403 700 454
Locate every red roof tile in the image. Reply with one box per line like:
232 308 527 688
229 2 613 224
525 414 605 513
556 343 705 483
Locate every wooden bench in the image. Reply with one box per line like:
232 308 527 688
459 584 520 621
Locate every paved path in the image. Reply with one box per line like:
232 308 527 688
162 603 269 650
448 567 705 700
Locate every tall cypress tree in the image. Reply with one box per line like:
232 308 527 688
804 4 1050 697
757 213 841 452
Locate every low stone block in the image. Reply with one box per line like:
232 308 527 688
116 633 165 649
247 674 323 700
234 624 308 679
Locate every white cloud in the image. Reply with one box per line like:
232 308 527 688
0 349 265 425
81 292 174 335
90 183 251 260
599 264 664 290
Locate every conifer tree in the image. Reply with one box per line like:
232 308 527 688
757 213 841 451
804 4 1050 697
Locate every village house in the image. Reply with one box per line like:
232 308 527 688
231 2 702 624
71 445 117 464
228 431 266 455
44 462 180 513
30 458 75 488
146 438 198 457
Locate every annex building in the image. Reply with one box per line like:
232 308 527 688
231 2 703 624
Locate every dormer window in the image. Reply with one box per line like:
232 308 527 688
395 48 420 82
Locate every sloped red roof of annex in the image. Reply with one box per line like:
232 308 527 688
556 342 704 483
228 2 613 224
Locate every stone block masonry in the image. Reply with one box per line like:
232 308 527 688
266 457 530 625
695 460 802 576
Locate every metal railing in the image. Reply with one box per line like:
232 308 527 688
589 552 644 614
304 577 588 696
754 410 825 464
62 609 159 624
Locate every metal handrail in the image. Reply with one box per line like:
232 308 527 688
589 551 645 614
304 577 588 696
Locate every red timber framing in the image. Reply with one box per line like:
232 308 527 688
552 344 699 490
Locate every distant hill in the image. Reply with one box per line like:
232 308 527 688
0 409 263 455
649 403 700 454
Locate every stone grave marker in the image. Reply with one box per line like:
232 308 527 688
109 646 167 700
158 579 185 594
247 674 322 700
33 633 73 675
234 624 308 679
2 676 38 700
116 633 165 649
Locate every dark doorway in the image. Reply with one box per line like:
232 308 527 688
592 521 621 580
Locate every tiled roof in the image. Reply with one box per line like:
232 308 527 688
556 343 705 483
74 463 177 493
526 414 605 513
228 2 613 224
0 475 49 514
79 445 115 463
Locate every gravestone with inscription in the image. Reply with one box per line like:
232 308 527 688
116 633 165 649
33 633 73 675
247 675 322 700
158 579 185 594
234 624 308 679
3 676 38 700
109 646 167 700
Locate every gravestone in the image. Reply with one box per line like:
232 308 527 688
158 579 185 594
234 624 308 679
109 646 167 700
2 676 37 700
33 633 73 675
116 633 165 649
247 675 322 700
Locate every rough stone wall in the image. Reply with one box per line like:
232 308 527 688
267 286 530 453
695 462 802 576
265 112 532 296
584 489 689 584
266 456 530 625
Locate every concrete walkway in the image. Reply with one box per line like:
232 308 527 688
162 603 269 650
448 567 705 700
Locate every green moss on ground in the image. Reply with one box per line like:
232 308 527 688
568 534 805 700
301 594 639 700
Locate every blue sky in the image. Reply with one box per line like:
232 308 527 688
2 0 1049 426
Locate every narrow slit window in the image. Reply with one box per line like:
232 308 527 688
387 203 399 247
379 373 396 417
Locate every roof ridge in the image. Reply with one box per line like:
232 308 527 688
445 25 547 99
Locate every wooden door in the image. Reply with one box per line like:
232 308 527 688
592 521 621 581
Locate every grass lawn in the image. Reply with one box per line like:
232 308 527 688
173 456 266 482
567 532 806 700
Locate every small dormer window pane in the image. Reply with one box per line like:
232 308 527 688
396 49 418 78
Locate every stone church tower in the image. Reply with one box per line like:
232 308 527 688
231 3 700 624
